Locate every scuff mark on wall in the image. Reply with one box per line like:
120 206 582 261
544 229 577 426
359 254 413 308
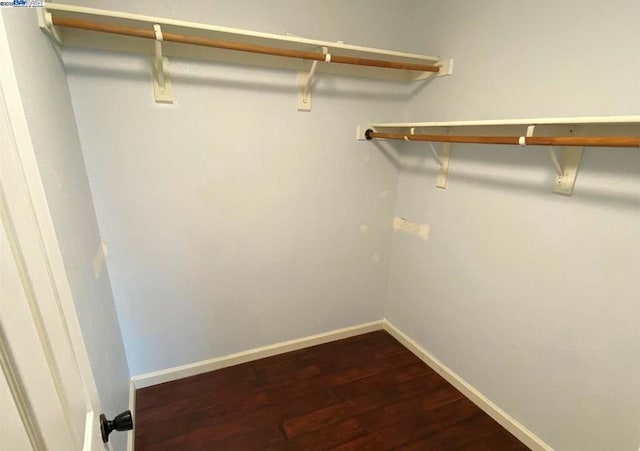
393 217 430 241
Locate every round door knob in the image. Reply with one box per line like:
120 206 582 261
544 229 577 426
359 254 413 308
100 410 134 443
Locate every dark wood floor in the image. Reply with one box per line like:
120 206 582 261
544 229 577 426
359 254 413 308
135 330 528 450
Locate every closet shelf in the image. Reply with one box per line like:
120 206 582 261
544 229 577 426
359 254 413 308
357 116 640 196
367 115 640 128
38 3 452 108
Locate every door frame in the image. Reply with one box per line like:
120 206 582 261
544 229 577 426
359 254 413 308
0 10 108 450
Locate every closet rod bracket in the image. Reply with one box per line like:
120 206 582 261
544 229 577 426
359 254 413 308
37 9 62 45
411 128 451 189
360 127 452 189
436 58 454 77
297 47 329 111
527 124 582 196
431 141 452 189
552 146 583 196
413 58 454 81
152 24 174 104
427 142 445 167
548 147 564 176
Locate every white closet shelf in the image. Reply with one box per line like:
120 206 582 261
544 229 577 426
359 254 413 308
39 4 452 103
357 116 640 196
368 115 640 128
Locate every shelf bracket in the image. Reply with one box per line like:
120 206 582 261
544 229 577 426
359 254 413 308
548 147 564 177
434 142 452 189
297 47 328 111
427 142 445 167
412 128 451 189
436 58 454 77
551 147 583 196
527 124 583 195
152 24 174 104
37 8 62 45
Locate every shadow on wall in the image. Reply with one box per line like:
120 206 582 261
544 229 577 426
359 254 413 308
371 140 402 170
61 49 414 102
371 140 640 210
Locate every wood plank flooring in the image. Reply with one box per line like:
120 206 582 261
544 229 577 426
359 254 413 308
135 330 528 450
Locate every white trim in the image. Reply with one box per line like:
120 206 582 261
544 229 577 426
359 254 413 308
371 115 640 128
382 320 553 451
81 411 94 451
0 321 46 450
132 320 385 388
127 379 135 451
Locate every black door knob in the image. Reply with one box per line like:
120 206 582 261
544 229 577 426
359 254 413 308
100 410 134 443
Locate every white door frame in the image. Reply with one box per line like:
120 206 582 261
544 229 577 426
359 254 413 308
0 10 108 450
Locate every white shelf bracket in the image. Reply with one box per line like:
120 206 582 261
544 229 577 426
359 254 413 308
427 142 445 167
37 9 62 45
152 24 174 103
527 125 561 176
552 147 583 196
434 142 452 189
436 58 454 77
356 125 370 140
412 128 451 189
407 128 451 189
528 124 583 195
548 147 564 176
297 47 328 111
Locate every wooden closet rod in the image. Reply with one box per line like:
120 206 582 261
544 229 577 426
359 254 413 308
364 130 640 148
51 17 441 73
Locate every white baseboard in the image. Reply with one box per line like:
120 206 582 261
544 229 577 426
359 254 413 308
127 379 135 451
382 319 552 451
131 320 384 388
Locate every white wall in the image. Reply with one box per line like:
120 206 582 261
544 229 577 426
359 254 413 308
61 0 409 376
2 9 131 451
387 1 640 450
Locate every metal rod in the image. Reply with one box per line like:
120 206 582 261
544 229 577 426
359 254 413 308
365 130 640 148
51 17 441 73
